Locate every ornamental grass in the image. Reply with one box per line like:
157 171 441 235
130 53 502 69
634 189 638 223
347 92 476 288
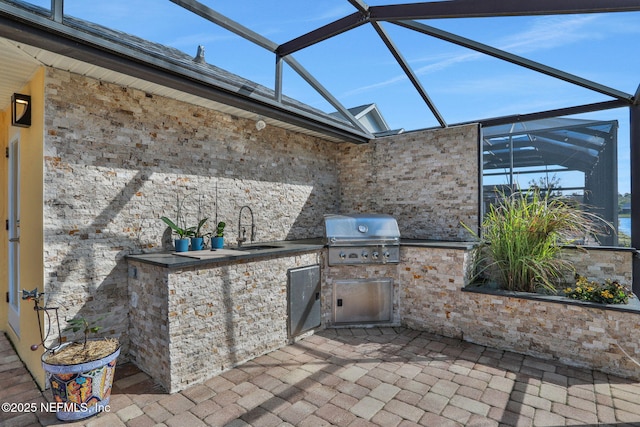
467 188 613 294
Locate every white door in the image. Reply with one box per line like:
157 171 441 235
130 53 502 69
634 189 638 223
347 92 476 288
8 136 20 336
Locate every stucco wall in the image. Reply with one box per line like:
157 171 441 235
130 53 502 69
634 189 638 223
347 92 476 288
0 68 47 389
337 124 480 240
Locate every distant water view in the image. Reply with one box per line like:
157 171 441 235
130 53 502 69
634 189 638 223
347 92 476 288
619 217 631 236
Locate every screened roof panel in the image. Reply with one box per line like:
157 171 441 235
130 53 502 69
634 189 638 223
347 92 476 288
0 0 637 142
483 117 616 172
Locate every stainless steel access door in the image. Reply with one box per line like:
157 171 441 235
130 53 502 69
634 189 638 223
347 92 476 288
333 278 393 325
288 265 321 337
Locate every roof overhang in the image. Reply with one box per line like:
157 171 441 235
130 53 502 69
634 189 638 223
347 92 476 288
0 2 371 143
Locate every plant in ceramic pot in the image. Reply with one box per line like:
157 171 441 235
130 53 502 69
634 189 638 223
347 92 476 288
189 195 210 251
161 194 192 252
211 221 226 249
160 216 192 252
464 187 613 294
190 217 209 251
23 289 121 422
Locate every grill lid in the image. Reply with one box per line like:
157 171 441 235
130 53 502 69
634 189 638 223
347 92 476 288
324 213 400 245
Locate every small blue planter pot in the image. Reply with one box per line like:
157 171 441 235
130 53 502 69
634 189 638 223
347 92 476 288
190 237 204 251
211 236 224 249
174 238 189 252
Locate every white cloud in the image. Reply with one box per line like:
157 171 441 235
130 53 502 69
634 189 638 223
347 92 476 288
498 15 600 54
344 14 605 97
307 5 354 23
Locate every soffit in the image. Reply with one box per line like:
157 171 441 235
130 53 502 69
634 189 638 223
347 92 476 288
1 39 355 142
0 38 40 110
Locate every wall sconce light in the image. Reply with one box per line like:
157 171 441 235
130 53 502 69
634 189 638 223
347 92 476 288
12 93 32 128
255 119 266 131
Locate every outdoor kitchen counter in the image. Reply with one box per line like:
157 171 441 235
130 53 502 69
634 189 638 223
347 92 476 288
401 239 477 250
127 238 324 393
125 238 474 269
126 237 476 392
125 238 325 268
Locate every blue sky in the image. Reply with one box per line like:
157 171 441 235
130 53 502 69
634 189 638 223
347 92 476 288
28 1 640 193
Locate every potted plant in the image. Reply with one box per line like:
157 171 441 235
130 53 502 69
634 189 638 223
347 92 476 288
211 221 226 249
39 314 120 421
190 217 209 251
161 216 191 252
161 194 192 252
464 187 612 294
189 195 210 251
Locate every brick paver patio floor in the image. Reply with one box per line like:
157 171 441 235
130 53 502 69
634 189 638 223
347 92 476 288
2 327 640 426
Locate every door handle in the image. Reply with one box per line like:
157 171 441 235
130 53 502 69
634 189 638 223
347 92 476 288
9 237 19 243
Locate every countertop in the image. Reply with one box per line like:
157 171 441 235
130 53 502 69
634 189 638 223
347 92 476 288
401 239 477 250
126 238 477 268
126 239 326 268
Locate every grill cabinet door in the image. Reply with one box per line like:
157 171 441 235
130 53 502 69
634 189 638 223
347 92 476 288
334 279 392 324
288 265 321 337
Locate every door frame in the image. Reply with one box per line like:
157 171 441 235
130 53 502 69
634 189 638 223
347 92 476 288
8 134 20 336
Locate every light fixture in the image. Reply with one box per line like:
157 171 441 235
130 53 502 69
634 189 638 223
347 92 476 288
11 93 31 128
255 119 266 131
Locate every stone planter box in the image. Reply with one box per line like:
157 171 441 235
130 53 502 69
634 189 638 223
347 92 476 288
460 286 640 380
400 244 640 381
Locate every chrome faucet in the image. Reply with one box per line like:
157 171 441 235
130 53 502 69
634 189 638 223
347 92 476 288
237 206 256 247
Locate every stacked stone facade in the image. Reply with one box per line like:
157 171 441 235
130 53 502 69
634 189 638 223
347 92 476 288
400 245 640 381
41 66 481 360
38 65 638 390
336 124 480 240
129 252 321 392
561 247 632 284
41 68 339 355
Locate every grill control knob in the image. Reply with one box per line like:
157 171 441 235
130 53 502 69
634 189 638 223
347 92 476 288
361 251 368 259
339 251 346 259
383 251 390 258
372 251 379 259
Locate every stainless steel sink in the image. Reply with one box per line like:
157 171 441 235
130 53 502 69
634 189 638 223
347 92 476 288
237 245 281 251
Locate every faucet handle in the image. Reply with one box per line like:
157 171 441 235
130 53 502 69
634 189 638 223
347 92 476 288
237 227 247 246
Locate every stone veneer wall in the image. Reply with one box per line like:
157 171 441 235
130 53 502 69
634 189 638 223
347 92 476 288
561 247 633 284
336 124 480 240
400 245 640 381
42 68 339 355
129 252 321 392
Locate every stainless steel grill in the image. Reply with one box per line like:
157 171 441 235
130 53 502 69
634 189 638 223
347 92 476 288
324 213 400 266
325 213 400 325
